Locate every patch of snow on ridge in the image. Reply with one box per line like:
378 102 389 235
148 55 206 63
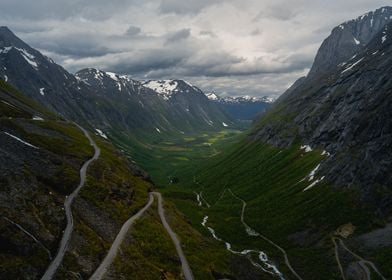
19 48 38 68
106 72 119 81
0 46 13 54
1 100 16 108
222 122 229 127
3 132 39 149
95 129 108 139
342 57 364 73
353 37 361 45
32 116 44 121
155 128 161 133
382 34 387 44
39 88 45 96
303 176 325 191
0 47 38 69
300 145 313 153
206 92 219 101
143 80 178 100
308 164 321 181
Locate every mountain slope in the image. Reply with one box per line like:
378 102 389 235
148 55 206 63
74 69 233 133
308 6 392 77
0 79 157 278
252 14 392 208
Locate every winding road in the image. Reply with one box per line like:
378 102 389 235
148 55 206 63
153 192 194 280
89 192 194 280
333 237 386 280
227 189 303 280
89 194 154 280
41 125 100 280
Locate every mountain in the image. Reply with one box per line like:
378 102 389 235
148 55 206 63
206 92 274 121
172 7 392 279
0 27 234 138
0 79 158 278
253 7 392 203
308 6 392 78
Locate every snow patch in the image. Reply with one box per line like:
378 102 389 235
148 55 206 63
1 100 16 108
143 80 178 100
353 37 361 45
95 129 108 139
342 57 364 74
155 128 161 133
308 164 321 181
222 122 229 127
39 88 45 96
303 176 325 192
15 48 38 68
300 145 313 153
206 92 219 100
3 132 39 149
106 71 119 81
32 116 44 121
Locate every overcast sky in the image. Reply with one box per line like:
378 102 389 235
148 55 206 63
1 0 390 98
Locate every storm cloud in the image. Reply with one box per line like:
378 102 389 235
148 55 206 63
0 0 391 98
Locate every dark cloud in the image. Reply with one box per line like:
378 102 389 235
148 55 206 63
24 31 114 57
1 0 392 98
125 25 142 36
165 28 191 44
110 49 189 74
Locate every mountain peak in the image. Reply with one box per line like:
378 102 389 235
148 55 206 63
0 26 29 49
308 6 392 78
142 79 202 100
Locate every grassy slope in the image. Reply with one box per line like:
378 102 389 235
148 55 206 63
0 80 159 279
161 137 383 279
0 81 94 278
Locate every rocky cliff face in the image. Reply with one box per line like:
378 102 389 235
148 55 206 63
252 10 392 212
308 6 392 77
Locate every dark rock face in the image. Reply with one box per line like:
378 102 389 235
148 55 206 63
252 11 392 211
309 6 392 77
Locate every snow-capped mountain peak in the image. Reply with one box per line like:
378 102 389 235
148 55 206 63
206 92 220 101
142 79 201 100
207 92 275 104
